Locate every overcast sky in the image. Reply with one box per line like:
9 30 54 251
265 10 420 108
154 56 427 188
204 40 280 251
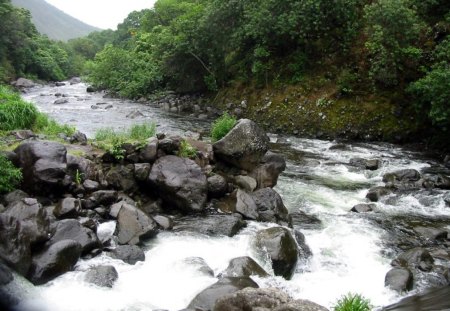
45 0 156 29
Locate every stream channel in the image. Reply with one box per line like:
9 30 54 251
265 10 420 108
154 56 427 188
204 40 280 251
14 82 450 311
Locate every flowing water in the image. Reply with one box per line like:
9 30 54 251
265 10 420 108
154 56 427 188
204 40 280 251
15 83 450 310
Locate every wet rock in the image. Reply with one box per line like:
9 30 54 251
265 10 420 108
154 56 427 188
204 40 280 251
48 219 100 254
294 230 313 260
349 158 381 170
89 190 118 206
70 131 87 145
14 140 67 195
235 175 257 192
108 245 145 264
207 174 228 198
183 257 214 276
413 226 448 241
250 152 286 189
12 78 36 88
85 265 118 288
82 179 100 192
9 130 36 140
219 256 269 278
382 285 450 311
4 198 51 245
173 214 246 237
86 86 96 93
28 240 82 285
2 190 29 206
255 227 298 280
350 203 376 213
434 175 450 190
153 215 173 230
55 82 65 87
139 137 158 163
66 155 97 181
213 119 269 171
385 268 413 292
69 77 81 84
273 300 329 311
252 188 290 226
114 202 158 245
392 248 434 272
53 197 81 219
188 277 258 311
158 137 181 155
366 186 392 202
289 210 322 230
148 155 207 212
54 98 68 105
0 214 32 275
0 262 21 309
235 189 258 220
383 169 421 183
126 110 144 119
106 165 137 192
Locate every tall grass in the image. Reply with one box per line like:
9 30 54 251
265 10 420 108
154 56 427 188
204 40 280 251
210 113 237 142
0 85 38 130
0 154 22 193
334 293 372 311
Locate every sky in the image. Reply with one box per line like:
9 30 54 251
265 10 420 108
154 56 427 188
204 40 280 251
45 0 156 30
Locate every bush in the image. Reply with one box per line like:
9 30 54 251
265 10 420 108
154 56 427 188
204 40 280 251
0 86 38 131
0 154 22 193
211 113 237 142
178 139 197 158
334 293 372 311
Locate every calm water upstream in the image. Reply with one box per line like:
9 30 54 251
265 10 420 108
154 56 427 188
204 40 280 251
15 82 450 310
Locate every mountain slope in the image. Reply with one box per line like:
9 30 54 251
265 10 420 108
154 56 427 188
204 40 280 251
11 0 101 41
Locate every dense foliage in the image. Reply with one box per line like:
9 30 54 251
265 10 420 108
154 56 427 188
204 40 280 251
0 154 22 193
333 293 372 311
211 113 237 142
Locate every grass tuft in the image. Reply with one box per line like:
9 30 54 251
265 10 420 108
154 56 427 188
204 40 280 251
334 293 372 311
211 113 237 142
178 139 197 158
0 154 22 193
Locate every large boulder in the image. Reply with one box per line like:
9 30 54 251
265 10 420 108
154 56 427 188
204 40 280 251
366 186 392 202
0 214 31 276
349 158 381 170
214 287 329 311
14 141 67 195
252 188 290 226
173 214 246 237
207 174 228 198
111 202 158 245
250 152 286 189
235 189 259 220
148 155 207 212
385 268 413 293
107 245 145 265
53 197 81 219
382 286 450 311
28 240 82 285
219 256 269 278
12 78 36 88
66 154 97 181
188 277 259 311
4 198 51 245
48 219 100 254
213 119 269 171
255 227 298 280
392 247 434 272
84 265 118 288
105 165 137 192
382 169 421 183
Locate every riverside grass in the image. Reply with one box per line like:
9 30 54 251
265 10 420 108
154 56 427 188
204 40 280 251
0 154 22 193
211 113 237 142
334 293 372 311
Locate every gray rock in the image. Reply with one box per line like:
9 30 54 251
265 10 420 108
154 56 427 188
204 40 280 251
183 257 214 276
28 240 82 285
148 155 207 212
235 189 259 220
213 119 269 171
385 268 413 293
54 98 68 105
366 186 391 202
235 176 257 192
134 163 151 182
252 188 290 225
382 285 450 311
207 174 228 198
188 277 258 311
48 219 100 254
294 230 313 260
4 198 51 245
0 214 32 275
220 256 269 278
383 169 421 183
67 155 97 181
250 152 286 189
69 77 81 84
153 215 173 230
255 227 298 280
106 165 137 192
14 141 67 195
53 197 81 219
392 247 434 272
85 265 118 288
350 203 375 213
108 245 145 264
114 202 158 245
55 82 65 87
349 158 381 170
139 137 158 163
126 110 144 119
158 137 181 155
70 131 87 145
2 190 28 206
173 214 246 237
289 210 322 230
89 190 118 206
82 179 100 192
12 78 36 88
413 226 448 241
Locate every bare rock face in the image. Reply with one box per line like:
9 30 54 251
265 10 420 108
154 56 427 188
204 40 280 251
148 155 207 212
213 119 269 171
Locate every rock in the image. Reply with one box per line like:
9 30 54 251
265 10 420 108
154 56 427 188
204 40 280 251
413 226 448 241
153 215 173 230
366 186 391 202
148 155 207 212
28 240 82 285
0 214 31 275
294 230 313 260
349 158 381 170
213 119 270 171
126 110 144 119
114 202 158 245
255 227 298 280
220 257 269 278
158 137 181 155
392 247 434 272
173 214 246 237
188 277 258 311
434 175 450 189
12 78 35 88
84 265 118 288
385 268 413 293
70 131 87 145
235 189 259 220
4 198 51 245
235 176 257 192
382 285 450 311
252 188 290 225
55 82 65 87
134 163 151 182
0 262 21 309
2 190 28 206
53 197 81 219
289 210 322 230
54 98 68 105
250 152 286 189
67 155 97 181
89 190 118 206
139 137 158 163
106 165 137 192
350 203 375 213
86 86 96 93
207 174 228 198
48 219 100 254
9 130 36 140
69 77 81 84
108 245 145 264
183 257 214 276
14 141 68 195
383 169 421 183
82 179 100 192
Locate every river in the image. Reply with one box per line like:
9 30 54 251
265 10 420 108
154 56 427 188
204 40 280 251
15 82 450 310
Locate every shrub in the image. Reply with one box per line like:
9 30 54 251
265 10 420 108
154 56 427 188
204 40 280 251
334 293 372 311
0 86 38 131
0 154 22 193
178 139 197 158
211 113 237 142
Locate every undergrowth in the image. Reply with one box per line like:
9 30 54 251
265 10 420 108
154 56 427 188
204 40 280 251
211 113 237 142
0 154 22 193
178 140 197 158
334 293 372 311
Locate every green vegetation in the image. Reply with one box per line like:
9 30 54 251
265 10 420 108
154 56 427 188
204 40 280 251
0 154 22 193
210 113 237 142
94 123 156 160
178 139 197 158
333 293 372 311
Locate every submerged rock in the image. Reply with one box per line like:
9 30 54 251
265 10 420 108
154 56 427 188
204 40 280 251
108 245 145 265
85 265 118 288
219 256 269 278
173 214 246 237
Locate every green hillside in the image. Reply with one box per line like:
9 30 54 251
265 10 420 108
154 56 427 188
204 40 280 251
11 0 101 41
